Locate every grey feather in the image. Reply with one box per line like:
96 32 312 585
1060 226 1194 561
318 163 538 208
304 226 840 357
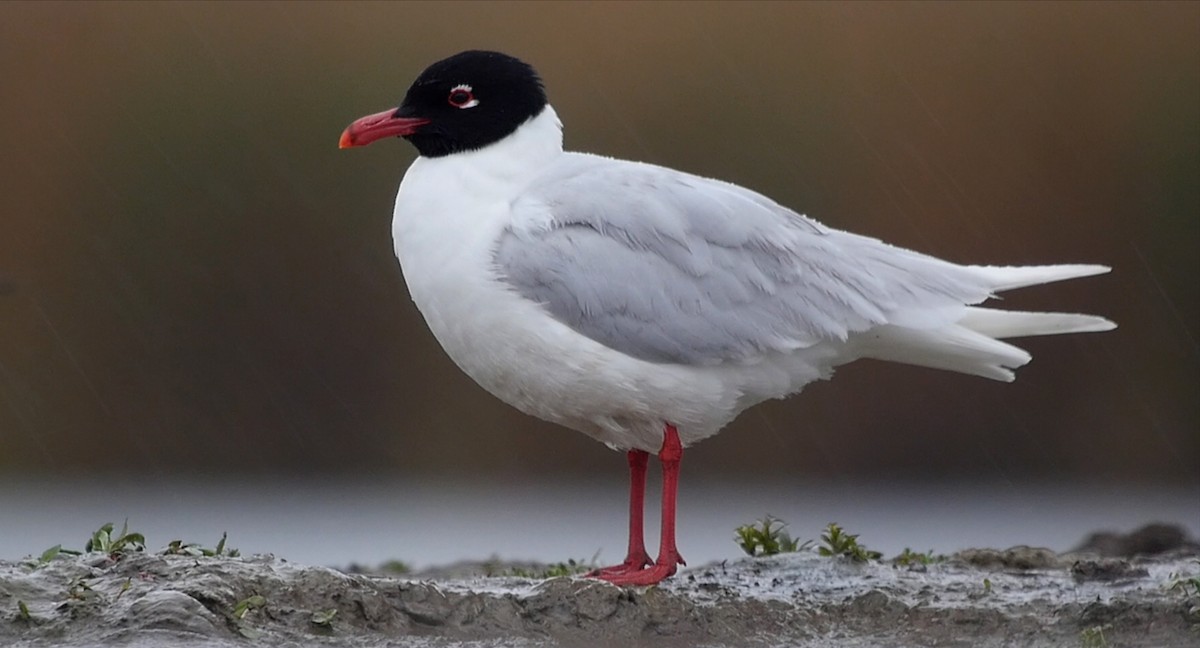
494 153 996 366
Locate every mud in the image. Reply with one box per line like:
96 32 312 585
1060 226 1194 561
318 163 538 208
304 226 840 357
2 530 1197 647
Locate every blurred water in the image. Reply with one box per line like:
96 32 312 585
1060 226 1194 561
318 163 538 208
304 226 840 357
1 477 1195 568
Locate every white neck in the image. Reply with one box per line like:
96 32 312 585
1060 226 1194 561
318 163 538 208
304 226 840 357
390 104 565 285
409 105 564 198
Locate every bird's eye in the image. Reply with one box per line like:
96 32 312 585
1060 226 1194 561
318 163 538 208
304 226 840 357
448 84 479 109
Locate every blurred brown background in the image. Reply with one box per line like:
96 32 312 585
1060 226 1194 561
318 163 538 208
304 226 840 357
0 1 1195 484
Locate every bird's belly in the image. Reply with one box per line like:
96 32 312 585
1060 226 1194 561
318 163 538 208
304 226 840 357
404 261 841 452
407 267 722 451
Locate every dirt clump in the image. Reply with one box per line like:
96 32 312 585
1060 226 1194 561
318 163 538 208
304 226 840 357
2 536 1198 647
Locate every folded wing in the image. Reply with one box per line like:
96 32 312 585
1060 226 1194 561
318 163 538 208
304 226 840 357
494 153 1112 372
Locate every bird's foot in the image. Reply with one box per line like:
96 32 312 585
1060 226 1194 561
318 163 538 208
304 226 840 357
589 550 685 586
586 550 652 579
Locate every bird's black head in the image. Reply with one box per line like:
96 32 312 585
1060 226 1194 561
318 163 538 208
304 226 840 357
340 50 548 158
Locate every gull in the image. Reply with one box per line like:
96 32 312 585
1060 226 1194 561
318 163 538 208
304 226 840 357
339 50 1115 586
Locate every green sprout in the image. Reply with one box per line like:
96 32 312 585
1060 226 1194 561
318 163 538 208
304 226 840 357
311 608 338 628
162 532 239 558
1166 559 1200 597
85 521 145 558
891 547 944 567
735 515 804 557
378 560 411 575
38 544 64 564
231 594 267 639
818 523 881 563
541 559 592 578
23 543 82 569
232 594 266 620
66 577 97 602
16 600 31 622
505 558 594 579
1166 559 1200 624
114 577 132 602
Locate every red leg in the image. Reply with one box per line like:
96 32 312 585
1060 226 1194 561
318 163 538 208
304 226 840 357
593 424 687 586
587 449 652 577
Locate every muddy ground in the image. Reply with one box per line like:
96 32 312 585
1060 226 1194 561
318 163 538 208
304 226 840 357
2 525 1197 647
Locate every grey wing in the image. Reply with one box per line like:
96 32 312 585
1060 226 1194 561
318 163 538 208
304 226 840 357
494 154 994 366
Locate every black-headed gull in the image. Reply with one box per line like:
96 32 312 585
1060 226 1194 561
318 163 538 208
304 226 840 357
339 50 1115 586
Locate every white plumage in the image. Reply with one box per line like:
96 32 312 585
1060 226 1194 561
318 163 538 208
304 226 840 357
391 106 1114 452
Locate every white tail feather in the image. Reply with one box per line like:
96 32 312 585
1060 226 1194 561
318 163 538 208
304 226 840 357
959 307 1116 338
853 264 1115 381
856 324 1030 382
968 264 1111 292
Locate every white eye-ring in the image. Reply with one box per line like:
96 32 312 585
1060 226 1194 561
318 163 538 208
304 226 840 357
448 84 479 109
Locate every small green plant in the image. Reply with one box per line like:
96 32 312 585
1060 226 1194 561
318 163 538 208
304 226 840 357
1167 559 1200 597
232 594 266 620
114 577 132 602
37 544 64 564
162 532 239 558
735 515 805 557
22 543 82 569
1079 623 1110 647
85 521 145 558
1167 559 1200 625
983 577 993 595
16 600 31 622
891 547 943 567
542 559 591 578
818 523 881 562
231 594 266 639
310 608 337 628
66 577 97 602
1171 574 1200 598
378 559 411 575
40 544 80 564
505 558 594 579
